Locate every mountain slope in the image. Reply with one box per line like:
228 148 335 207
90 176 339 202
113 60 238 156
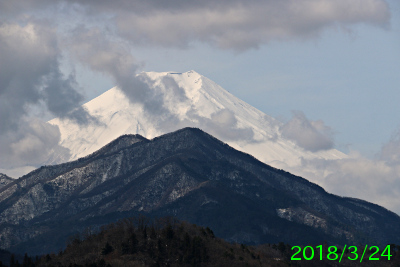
48 70 345 179
0 128 398 255
0 174 13 189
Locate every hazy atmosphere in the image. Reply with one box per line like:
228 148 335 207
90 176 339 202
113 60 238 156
1 0 400 214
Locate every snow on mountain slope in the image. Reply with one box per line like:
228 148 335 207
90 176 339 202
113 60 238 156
49 70 346 178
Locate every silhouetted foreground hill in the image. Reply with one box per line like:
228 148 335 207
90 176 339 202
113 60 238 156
3 216 396 267
1 128 400 256
31 216 286 267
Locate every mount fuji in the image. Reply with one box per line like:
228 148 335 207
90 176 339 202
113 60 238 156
47 70 345 180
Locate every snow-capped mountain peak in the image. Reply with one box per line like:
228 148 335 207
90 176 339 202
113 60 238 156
49 70 346 179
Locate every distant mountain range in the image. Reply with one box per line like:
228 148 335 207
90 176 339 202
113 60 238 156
0 128 398 255
42 70 345 180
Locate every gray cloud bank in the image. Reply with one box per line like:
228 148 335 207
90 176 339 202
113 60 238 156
0 20 92 170
65 26 169 118
1 0 391 50
74 0 390 50
0 20 93 129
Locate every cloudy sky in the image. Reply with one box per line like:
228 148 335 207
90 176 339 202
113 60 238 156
1 0 400 212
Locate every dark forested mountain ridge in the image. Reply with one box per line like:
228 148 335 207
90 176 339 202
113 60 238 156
0 128 399 255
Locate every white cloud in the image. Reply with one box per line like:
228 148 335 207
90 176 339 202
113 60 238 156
380 130 400 163
0 119 70 170
202 109 255 141
302 157 400 214
275 113 400 215
288 130 400 215
280 111 334 152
